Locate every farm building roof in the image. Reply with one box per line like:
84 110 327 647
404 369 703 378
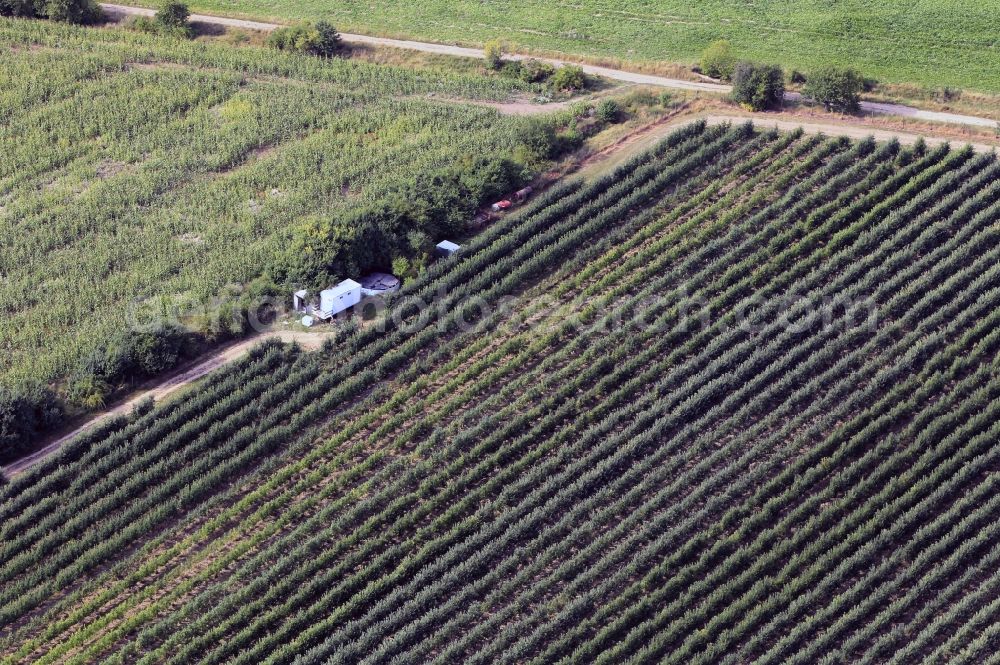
436 240 460 252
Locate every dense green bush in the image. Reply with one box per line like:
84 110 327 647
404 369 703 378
499 59 523 80
42 0 98 22
0 385 63 460
731 61 785 111
484 39 506 70
267 20 341 57
122 14 157 33
0 0 101 22
281 154 529 287
596 98 622 123
278 111 592 288
520 58 555 83
497 58 560 87
700 39 736 80
124 2 193 38
519 114 587 163
0 0 34 16
803 66 864 113
155 1 193 38
65 326 194 409
551 65 586 91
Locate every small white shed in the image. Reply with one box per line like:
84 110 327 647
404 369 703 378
317 279 362 319
293 289 309 313
436 240 461 258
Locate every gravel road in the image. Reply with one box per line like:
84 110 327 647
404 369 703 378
98 4 996 129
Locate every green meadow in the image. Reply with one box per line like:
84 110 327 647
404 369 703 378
179 0 1000 92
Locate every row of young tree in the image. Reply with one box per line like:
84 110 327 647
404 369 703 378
0 294 285 460
0 122 744 656
5 123 998 661
0 120 688 644
125 128 1000 660
348 136 988 664
533 147 996 665
209 131 944 664
370 136 976 664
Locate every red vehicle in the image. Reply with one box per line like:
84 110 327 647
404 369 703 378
490 200 513 212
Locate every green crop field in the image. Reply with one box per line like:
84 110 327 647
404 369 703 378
179 0 1000 92
4 121 1000 662
0 17 570 439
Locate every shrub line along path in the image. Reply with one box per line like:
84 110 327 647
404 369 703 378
98 3 998 129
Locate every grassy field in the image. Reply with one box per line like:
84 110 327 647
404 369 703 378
0 18 564 412
4 122 1000 662
174 0 1000 92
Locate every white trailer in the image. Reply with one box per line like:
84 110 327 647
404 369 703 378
316 279 362 319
